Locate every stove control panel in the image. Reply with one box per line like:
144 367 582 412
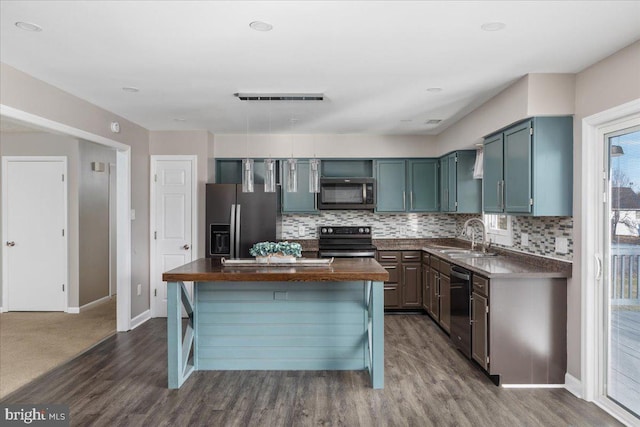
319 226 371 236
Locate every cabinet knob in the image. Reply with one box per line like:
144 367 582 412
6 241 16 247
182 244 190 250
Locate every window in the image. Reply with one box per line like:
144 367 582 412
484 214 513 246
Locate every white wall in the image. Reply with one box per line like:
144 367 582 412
214 134 437 158
0 62 151 318
0 132 80 308
149 130 212 258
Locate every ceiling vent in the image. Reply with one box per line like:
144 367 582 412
234 93 324 101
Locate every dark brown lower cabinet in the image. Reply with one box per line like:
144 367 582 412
401 263 422 307
421 263 430 311
439 272 450 334
471 291 489 370
378 250 423 310
428 267 439 319
470 273 567 385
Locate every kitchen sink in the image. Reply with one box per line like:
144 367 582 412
447 251 498 259
433 248 497 258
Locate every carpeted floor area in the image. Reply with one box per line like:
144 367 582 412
0 297 116 398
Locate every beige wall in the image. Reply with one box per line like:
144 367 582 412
0 132 80 308
0 62 151 318
435 76 530 153
435 74 576 153
149 130 212 258
214 134 437 158
569 40 640 379
78 141 116 306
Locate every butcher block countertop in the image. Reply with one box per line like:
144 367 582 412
163 257 389 282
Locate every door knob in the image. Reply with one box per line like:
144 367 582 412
182 244 190 250
6 241 15 247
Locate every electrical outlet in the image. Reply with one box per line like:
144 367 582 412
521 233 529 247
555 237 568 254
137 283 142 296
298 225 306 237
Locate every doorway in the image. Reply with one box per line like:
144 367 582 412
582 101 640 426
150 156 197 318
2 157 68 311
604 125 640 419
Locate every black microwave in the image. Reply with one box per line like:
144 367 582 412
318 178 376 210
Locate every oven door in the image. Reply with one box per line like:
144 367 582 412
319 249 376 258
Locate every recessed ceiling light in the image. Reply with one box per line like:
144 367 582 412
481 22 506 32
122 86 139 93
400 119 413 123
426 87 443 93
249 21 273 32
425 119 442 125
173 117 186 122
15 21 42 32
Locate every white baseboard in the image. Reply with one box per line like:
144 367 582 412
130 309 151 330
0 306 5 313
66 295 112 314
564 373 583 398
79 295 112 312
502 384 565 389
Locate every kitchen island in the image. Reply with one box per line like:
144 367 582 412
162 258 389 389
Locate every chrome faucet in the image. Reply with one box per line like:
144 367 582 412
461 218 491 253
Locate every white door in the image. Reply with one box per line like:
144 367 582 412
2 157 67 311
151 157 196 317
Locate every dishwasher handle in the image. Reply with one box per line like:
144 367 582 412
450 266 471 281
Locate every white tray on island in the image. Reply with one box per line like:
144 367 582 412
221 257 334 267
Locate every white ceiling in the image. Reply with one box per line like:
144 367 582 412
1 1 639 135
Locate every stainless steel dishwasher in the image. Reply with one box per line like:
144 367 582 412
450 265 472 359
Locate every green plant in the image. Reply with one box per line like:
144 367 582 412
249 241 302 258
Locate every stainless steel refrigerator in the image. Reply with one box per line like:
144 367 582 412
206 184 280 259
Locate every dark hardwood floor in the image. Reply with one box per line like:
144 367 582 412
1 315 622 426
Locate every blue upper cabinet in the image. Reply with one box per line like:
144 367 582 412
408 159 439 212
375 160 407 212
281 160 318 214
376 159 439 213
439 151 482 213
483 116 573 216
482 134 504 213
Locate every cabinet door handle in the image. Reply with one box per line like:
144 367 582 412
410 191 414 210
402 191 406 211
500 180 505 210
404 256 419 259
380 255 396 260
383 286 395 291
384 266 397 270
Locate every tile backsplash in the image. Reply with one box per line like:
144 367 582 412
282 211 573 261
282 211 466 239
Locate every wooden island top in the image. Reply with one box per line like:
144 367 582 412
162 257 389 283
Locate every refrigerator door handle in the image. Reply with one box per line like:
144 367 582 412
235 204 241 258
229 204 236 258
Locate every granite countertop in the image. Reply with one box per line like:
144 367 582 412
163 257 389 282
421 239 572 279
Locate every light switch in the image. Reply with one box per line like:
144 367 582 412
555 237 568 254
521 233 529 247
